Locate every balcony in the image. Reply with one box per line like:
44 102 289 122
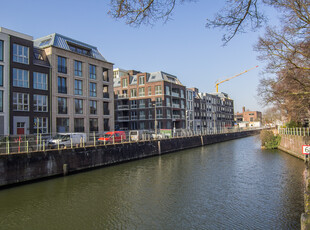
172 115 180 119
131 115 138 120
172 92 180 97
156 114 163 119
172 104 180 108
131 105 138 109
117 116 129 121
117 105 129 110
139 115 146 120
103 92 110 99
116 94 128 99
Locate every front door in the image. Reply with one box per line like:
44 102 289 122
17 122 25 135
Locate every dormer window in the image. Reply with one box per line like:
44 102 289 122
67 42 91 56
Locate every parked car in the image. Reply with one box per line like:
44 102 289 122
47 133 87 148
98 131 126 144
129 130 153 141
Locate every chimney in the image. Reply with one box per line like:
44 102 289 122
242 106 245 113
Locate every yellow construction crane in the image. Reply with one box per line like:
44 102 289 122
215 66 259 92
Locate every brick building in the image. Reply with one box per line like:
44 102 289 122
235 106 262 123
114 70 186 131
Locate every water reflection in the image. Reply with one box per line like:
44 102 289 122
0 136 305 229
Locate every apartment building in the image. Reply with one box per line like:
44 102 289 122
187 88 234 132
34 33 114 134
186 88 194 130
0 27 51 135
114 70 186 131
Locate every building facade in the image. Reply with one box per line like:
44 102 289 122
114 70 186 131
0 27 51 135
34 34 114 134
235 106 262 127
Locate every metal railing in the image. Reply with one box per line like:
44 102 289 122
278 128 310 136
0 127 261 155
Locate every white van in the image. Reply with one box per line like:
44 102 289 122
129 130 153 141
47 133 87 148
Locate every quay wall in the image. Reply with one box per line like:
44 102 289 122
0 130 259 188
278 134 310 160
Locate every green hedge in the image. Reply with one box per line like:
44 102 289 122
260 130 281 149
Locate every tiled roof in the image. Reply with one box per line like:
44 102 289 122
33 33 106 61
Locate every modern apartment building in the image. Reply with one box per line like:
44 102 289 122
187 88 234 132
34 33 114 134
114 70 186 131
186 88 194 130
0 27 51 135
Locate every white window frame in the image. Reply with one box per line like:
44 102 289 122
139 87 145 97
34 117 48 134
34 94 48 112
13 92 29 111
155 86 162 95
13 44 29 64
13 68 29 88
33 72 48 90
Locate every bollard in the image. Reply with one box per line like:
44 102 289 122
71 138 73 149
6 137 9 154
40 134 42 151
43 141 45 151
63 164 68 176
26 140 29 153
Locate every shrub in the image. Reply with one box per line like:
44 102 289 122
260 130 281 149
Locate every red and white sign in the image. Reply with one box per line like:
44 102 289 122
302 145 310 155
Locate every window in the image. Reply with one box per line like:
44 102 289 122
58 77 67 94
74 80 83 95
166 86 170 95
122 78 128 87
139 87 145 97
89 82 96 97
74 118 84 132
58 56 67 73
75 99 83 114
13 44 29 64
139 100 145 108
74 60 82 76
13 68 29 88
90 100 97 114
155 86 162 95
58 97 67 114
180 89 184 98
148 86 152 96
33 72 47 90
103 102 109 115
166 97 171 107
139 75 144 85
13 92 29 111
68 43 90 56
103 68 109 82
103 85 109 98
0 65 3 86
89 118 98 132
56 118 69 132
33 95 48 112
156 97 162 106
0 90 3 112
131 89 137 97
34 117 48 133
0 40 3 61
131 100 137 109
89 64 96 79
104 118 109 131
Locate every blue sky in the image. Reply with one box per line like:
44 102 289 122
1 0 279 113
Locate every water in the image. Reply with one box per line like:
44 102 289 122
0 136 305 229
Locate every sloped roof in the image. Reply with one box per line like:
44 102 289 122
33 33 106 61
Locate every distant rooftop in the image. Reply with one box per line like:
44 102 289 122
34 33 106 61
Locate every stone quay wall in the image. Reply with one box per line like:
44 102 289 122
278 134 310 160
0 130 260 188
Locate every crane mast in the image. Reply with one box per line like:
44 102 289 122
215 66 258 92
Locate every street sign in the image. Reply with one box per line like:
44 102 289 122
302 145 310 155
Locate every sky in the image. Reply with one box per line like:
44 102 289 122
0 0 280 113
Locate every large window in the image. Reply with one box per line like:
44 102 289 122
139 87 145 97
155 86 162 95
56 118 69 132
0 65 3 87
75 99 83 114
13 68 29 88
139 75 144 85
122 78 128 87
74 60 82 76
0 90 3 112
34 117 48 134
89 118 98 132
148 87 152 96
13 44 29 64
103 102 109 115
58 77 67 94
131 89 137 97
74 118 84 132
89 82 96 97
33 94 48 112
58 97 67 114
74 80 83 95
13 92 29 111
90 100 97 114
58 56 67 73
0 40 3 61
89 64 96 79
33 72 47 90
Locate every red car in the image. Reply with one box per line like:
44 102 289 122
98 131 126 143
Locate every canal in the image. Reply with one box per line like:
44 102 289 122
0 136 305 229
